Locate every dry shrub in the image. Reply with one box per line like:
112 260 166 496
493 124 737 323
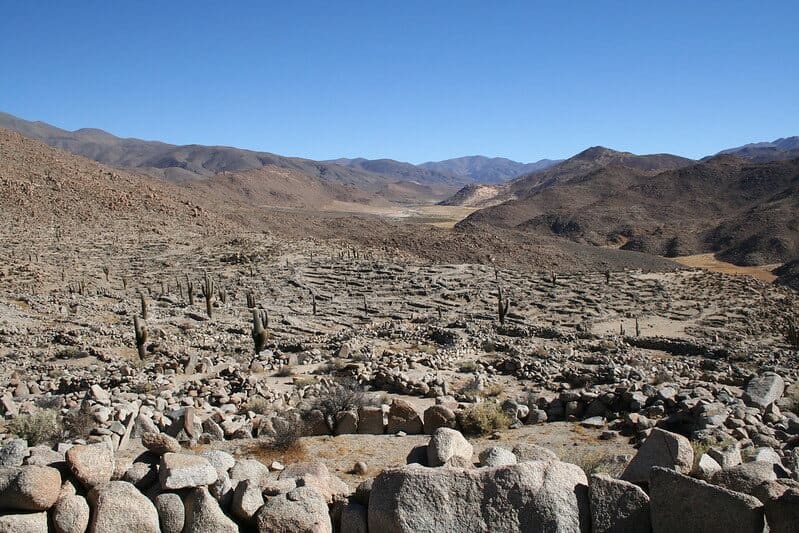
306 378 365 423
457 402 510 436
243 396 271 415
269 415 305 452
560 448 626 477
8 409 62 445
62 400 96 439
275 364 295 377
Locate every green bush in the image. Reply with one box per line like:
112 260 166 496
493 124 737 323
7 410 62 445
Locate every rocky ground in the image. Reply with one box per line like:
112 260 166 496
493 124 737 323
0 225 797 531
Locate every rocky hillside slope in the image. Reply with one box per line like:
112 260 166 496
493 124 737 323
443 147 693 208
459 152 799 265
0 128 214 232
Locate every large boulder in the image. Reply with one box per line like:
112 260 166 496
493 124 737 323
621 428 693 484
334 410 358 435
356 406 384 435
369 461 590 532
743 372 785 410
279 461 349 503
65 444 114 489
230 458 271 487
51 493 90 533
88 481 160 533
764 487 799 533
649 467 764 533
427 428 473 467
512 443 559 463
711 461 778 496
423 405 457 434
141 432 182 454
478 446 517 468
341 501 368 533
232 479 264 523
159 453 217 489
154 492 185 533
254 486 332 533
0 439 28 467
183 486 238 533
589 473 651 533
386 399 423 435
0 511 48 532
0 465 61 511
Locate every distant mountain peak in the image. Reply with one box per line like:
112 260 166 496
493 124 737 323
574 146 626 160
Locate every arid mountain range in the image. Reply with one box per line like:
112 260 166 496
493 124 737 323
0 112 553 201
2 110 797 271
457 149 799 265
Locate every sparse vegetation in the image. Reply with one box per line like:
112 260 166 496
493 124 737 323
275 364 295 377
243 395 271 415
560 448 624 476
293 375 317 387
457 402 510 436
304 378 365 427
458 360 478 373
7 409 62 445
62 401 96 439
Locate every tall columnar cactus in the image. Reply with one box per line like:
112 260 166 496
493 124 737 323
497 285 510 325
139 292 148 320
133 315 148 360
311 291 317 316
252 309 268 355
246 291 256 309
787 318 799 349
635 316 640 337
202 272 214 318
186 274 194 306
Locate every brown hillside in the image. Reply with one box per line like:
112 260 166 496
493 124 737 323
460 153 799 265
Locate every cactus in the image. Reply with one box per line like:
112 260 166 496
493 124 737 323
605 270 611 285
186 274 194 305
133 315 148 360
619 322 625 336
139 292 148 320
218 287 227 305
201 272 214 318
363 294 369 317
246 291 256 309
497 285 510 325
635 316 640 337
252 309 268 355
311 291 317 316
787 318 799 349
122 277 128 291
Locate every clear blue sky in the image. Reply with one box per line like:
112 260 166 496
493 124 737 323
1 1 797 163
